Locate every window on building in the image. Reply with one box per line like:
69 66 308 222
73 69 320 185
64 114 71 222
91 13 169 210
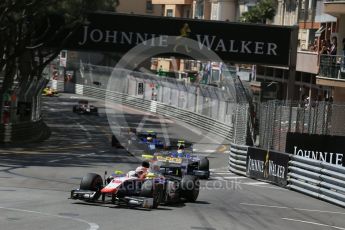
137 82 144 95
211 69 220 82
256 66 265 76
211 3 218 20
166 9 173 17
275 69 283 79
146 1 153 12
185 60 191 70
60 51 67 58
185 9 190 18
246 4 255 12
265 67 273 77
195 0 204 19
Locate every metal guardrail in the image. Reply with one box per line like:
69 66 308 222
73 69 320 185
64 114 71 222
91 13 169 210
288 155 345 208
76 84 234 141
229 143 248 176
319 54 345 80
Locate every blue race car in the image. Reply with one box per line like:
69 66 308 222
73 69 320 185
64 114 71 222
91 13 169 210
136 130 165 151
146 140 210 179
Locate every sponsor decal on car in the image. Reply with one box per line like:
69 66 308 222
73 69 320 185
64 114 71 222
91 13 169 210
157 156 182 164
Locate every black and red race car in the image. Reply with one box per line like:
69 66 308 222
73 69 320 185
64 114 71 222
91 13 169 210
72 100 98 115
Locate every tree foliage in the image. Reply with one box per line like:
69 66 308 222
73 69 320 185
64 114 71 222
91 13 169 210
0 0 117 123
240 0 277 24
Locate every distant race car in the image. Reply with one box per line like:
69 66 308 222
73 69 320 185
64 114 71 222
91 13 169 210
143 140 210 179
70 167 200 209
72 100 98 115
110 130 209 179
137 130 165 150
42 87 59 97
115 129 166 152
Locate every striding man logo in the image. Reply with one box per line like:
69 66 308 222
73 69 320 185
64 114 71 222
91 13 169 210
173 23 192 53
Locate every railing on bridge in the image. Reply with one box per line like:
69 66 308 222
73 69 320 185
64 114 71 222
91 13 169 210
319 54 345 79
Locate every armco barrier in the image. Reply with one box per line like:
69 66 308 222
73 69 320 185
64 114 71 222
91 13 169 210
77 84 234 142
288 155 345 208
229 143 248 176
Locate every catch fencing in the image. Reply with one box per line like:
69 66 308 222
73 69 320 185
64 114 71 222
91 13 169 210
259 100 345 152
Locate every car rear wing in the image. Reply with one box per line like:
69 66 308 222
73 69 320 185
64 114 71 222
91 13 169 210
78 100 89 105
164 140 193 151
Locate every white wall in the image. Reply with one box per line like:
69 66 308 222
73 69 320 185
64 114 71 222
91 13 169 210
211 0 236 21
218 0 237 21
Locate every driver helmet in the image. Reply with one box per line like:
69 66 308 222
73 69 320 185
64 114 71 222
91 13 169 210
146 135 153 142
135 166 148 175
141 161 150 169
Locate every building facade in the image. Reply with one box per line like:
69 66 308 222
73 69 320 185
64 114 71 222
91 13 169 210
116 0 163 16
108 0 345 102
152 0 194 17
316 1 345 101
236 0 343 102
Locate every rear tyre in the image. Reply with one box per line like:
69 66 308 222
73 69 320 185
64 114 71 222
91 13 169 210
199 158 209 171
181 175 199 202
80 173 103 201
198 158 210 179
140 180 163 208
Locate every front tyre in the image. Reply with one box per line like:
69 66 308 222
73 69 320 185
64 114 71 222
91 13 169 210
80 173 103 201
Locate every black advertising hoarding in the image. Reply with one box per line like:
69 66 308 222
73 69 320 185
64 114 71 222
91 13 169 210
286 133 345 167
62 12 293 66
246 147 289 187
